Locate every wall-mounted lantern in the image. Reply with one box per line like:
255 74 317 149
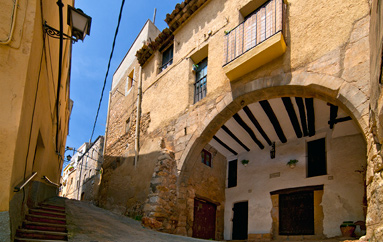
43 4 92 43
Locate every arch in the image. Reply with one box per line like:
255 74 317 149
178 74 368 182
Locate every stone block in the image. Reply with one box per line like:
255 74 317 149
175 226 187 236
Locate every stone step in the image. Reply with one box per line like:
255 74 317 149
29 209 66 219
36 206 66 214
39 203 65 211
14 237 67 242
23 221 67 232
25 214 66 225
16 229 67 240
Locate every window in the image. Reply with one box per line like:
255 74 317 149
307 138 327 177
201 149 212 167
160 44 173 73
194 58 208 103
127 70 134 90
125 117 131 133
228 160 237 188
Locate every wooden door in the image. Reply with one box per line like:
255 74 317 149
232 201 248 240
279 191 314 235
193 198 216 240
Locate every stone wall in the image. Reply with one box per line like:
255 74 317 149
366 0 383 240
102 0 375 240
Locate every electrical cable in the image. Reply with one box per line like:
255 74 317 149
89 0 126 142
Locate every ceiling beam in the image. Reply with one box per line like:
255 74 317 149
243 106 272 146
305 98 315 137
233 113 264 149
259 100 287 143
295 97 309 137
281 97 303 138
221 125 250 152
213 135 238 155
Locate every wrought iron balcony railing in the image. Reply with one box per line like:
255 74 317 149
223 0 284 65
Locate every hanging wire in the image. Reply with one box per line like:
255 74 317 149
90 0 126 142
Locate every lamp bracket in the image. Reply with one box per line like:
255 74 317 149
43 21 77 43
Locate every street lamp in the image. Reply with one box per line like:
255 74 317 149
67 6 92 42
43 5 91 42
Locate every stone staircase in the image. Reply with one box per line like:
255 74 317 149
14 198 68 242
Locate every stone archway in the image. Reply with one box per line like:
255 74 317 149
173 79 368 240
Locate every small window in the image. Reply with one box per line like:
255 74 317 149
125 117 131 133
194 58 208 103
201 149 212 167
127 70 134 90
160 44 173 73
307 138 327 177
228 160 238 188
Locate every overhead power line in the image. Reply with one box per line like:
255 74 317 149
90 0 126 142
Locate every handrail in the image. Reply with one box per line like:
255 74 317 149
42 176 60 187
14 172 37 192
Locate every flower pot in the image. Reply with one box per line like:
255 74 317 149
340 221 356 237
289 163 296 169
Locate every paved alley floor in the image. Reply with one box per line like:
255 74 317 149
65 199 220 242
65 199 361 242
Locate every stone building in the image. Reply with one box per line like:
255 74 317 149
61 136 104 203
0 0 83 240
101 0 382 241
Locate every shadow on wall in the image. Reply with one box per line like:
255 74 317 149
97 151 162 217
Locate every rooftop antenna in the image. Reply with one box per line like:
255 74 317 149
153 8 157 25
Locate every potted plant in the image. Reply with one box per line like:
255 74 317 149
192 64 199 72
340 221 356 237
241 159 249 167
287 159 298 168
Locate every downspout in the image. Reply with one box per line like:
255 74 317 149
134 66 142 167
55 0 64 153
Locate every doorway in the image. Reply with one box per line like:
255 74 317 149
193 198 216 240
232 201 248 240
279 190 315 235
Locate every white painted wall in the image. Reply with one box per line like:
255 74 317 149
111 20 160 91
224 120 366 239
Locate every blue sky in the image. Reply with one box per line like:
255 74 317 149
65 0 180 165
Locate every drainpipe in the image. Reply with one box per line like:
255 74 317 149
134 66 142 167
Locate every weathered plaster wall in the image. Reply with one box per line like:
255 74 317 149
0 0 73 240
224 129 365 239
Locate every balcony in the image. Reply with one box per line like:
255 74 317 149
223 0 286 81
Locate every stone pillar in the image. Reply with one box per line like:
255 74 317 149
365 111 383 241
142 149 178 233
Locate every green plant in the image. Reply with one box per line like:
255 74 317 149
192 64 199 71
241 159 249 165
134 215 143 221
287 159 298 166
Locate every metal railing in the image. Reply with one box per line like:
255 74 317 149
223 0 284 65
42 176 60 187
14 172 37 192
